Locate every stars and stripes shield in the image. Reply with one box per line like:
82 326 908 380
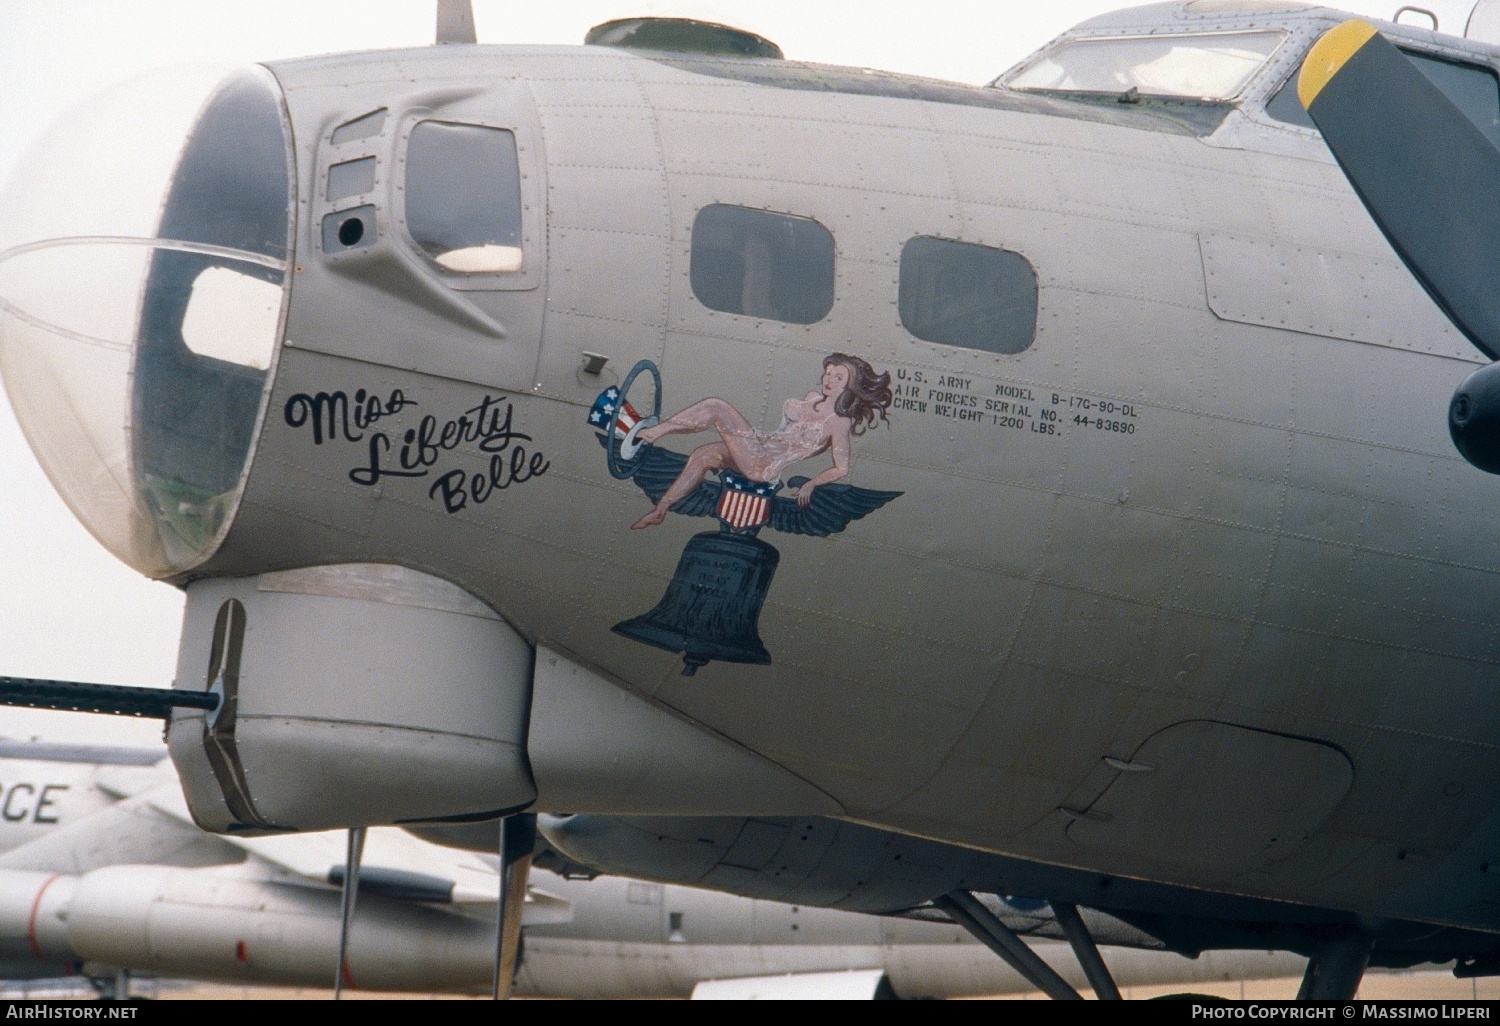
716 470 777 530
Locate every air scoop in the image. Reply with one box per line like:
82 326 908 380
0 64 293 578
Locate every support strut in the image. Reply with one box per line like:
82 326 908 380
492 813 537 1000
1297 931 1371 1001
333 826 365 1000
1050 901 1122 1000
934 890 1083 1000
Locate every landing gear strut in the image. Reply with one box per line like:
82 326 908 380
1297 932 1371 1000
333 826 366 1000
493 813 536 1000
935 890 1086 1000
1051 901 1122 1000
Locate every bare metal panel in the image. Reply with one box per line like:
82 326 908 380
271 51 547 392
1066 721 1353 879
527 645 840 815
1201 231 1477 360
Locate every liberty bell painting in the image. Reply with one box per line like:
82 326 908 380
614 529 779 676
587 358 901 676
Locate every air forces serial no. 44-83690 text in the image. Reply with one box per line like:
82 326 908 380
9 0 1500 1002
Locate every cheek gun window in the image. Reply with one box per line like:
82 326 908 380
690 204 835 324
404 121 523 273
899 237 1038 355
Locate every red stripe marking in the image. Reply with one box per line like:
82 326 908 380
718 489 768 529
613 402 641 435
341 957 356 990
27 874 60 961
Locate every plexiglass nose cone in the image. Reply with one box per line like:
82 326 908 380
0 65 293 578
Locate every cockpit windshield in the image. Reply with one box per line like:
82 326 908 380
1005 30 1288 100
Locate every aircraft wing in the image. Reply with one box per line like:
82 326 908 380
1298 20 1500 358
21 750 572 923
134 780 570 921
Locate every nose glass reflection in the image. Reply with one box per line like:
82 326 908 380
0 65 293 578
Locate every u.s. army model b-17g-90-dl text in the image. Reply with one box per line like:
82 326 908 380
10 0 1500 1001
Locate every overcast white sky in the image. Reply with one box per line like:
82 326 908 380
0 0 1481 745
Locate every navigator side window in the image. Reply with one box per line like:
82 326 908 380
404 121 524 273
689 204 835 324
1268 50 1500 148
899 236 1038 355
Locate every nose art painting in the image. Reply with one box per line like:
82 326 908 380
587 356 902 675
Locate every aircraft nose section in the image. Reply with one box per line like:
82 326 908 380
0 65 293 578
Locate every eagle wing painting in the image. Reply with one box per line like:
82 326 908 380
597 433 901 537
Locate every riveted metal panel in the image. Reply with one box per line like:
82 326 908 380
1202 231 1477 360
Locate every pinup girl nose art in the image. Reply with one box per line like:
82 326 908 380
586 353 901 675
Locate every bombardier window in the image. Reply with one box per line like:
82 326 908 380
404 122 523 274
899 237 1037 355
1267 51 1500 149
690 204 835 324
1007 31 1287 100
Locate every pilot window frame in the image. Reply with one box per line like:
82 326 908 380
898 236 1039 357
688 204 837 325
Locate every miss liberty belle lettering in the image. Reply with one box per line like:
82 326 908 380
283 388 549 513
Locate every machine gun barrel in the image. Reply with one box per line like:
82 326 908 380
0 677 217 719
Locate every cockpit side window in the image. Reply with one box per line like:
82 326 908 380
1264 67 1316 129
1405 53 1500 149
404 121 523 274
689 205 835 324
1006 31 1287 100
1267 49 1500 148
